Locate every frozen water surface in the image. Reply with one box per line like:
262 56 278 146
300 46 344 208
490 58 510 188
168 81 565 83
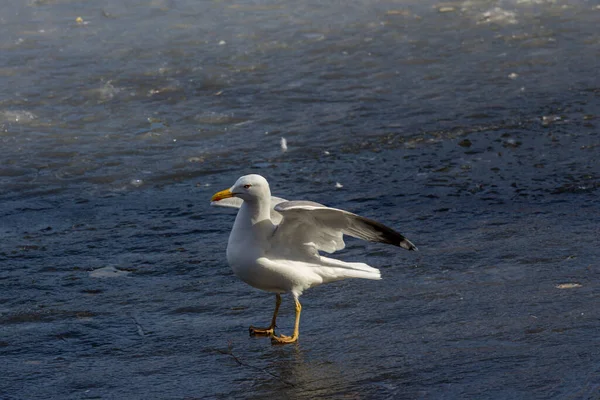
0 0 599 399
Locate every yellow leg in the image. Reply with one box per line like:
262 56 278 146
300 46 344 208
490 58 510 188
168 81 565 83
249 294 281 336
271 297 301 345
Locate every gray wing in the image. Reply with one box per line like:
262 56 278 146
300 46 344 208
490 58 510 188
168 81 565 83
273 200 417 254
211 196 288 224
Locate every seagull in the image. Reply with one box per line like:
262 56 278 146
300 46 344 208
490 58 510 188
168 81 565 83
211 174 417 344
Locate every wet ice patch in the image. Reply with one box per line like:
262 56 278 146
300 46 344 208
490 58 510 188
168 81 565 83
0 110 37 124
86 81 121 102
193 111 238 125
89 266 130 278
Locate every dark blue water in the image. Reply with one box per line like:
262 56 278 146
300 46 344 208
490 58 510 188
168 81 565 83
1 0 599 399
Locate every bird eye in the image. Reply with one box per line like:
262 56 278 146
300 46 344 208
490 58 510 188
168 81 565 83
243 184 251 189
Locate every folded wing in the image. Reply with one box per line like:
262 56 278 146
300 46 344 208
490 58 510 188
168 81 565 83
272 201 417 255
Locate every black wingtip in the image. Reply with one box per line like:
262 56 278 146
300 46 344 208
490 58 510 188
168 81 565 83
346 213 418 252
400 239 418 251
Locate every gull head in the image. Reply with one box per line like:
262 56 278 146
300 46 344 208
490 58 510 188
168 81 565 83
211 174 271 203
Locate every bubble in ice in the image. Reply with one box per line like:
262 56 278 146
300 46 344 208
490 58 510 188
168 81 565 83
542 115 562 126
478 7 517 25
555 283 582 289
438 6 456 13
89 266 130 278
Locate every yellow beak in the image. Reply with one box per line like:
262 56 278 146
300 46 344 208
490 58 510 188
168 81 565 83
211 188 234 202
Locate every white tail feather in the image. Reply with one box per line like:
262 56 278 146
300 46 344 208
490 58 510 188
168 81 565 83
315 256 381 283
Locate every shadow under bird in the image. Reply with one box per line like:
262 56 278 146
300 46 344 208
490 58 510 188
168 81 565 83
211 174 417 344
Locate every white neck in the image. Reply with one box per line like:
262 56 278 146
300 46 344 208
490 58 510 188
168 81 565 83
229 196 274 247
240 196 272 225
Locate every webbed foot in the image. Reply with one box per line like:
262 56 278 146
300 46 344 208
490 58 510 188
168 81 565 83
249 325 275 337
271 333 298 345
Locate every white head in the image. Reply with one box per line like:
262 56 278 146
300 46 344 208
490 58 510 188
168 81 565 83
211 174 271 203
